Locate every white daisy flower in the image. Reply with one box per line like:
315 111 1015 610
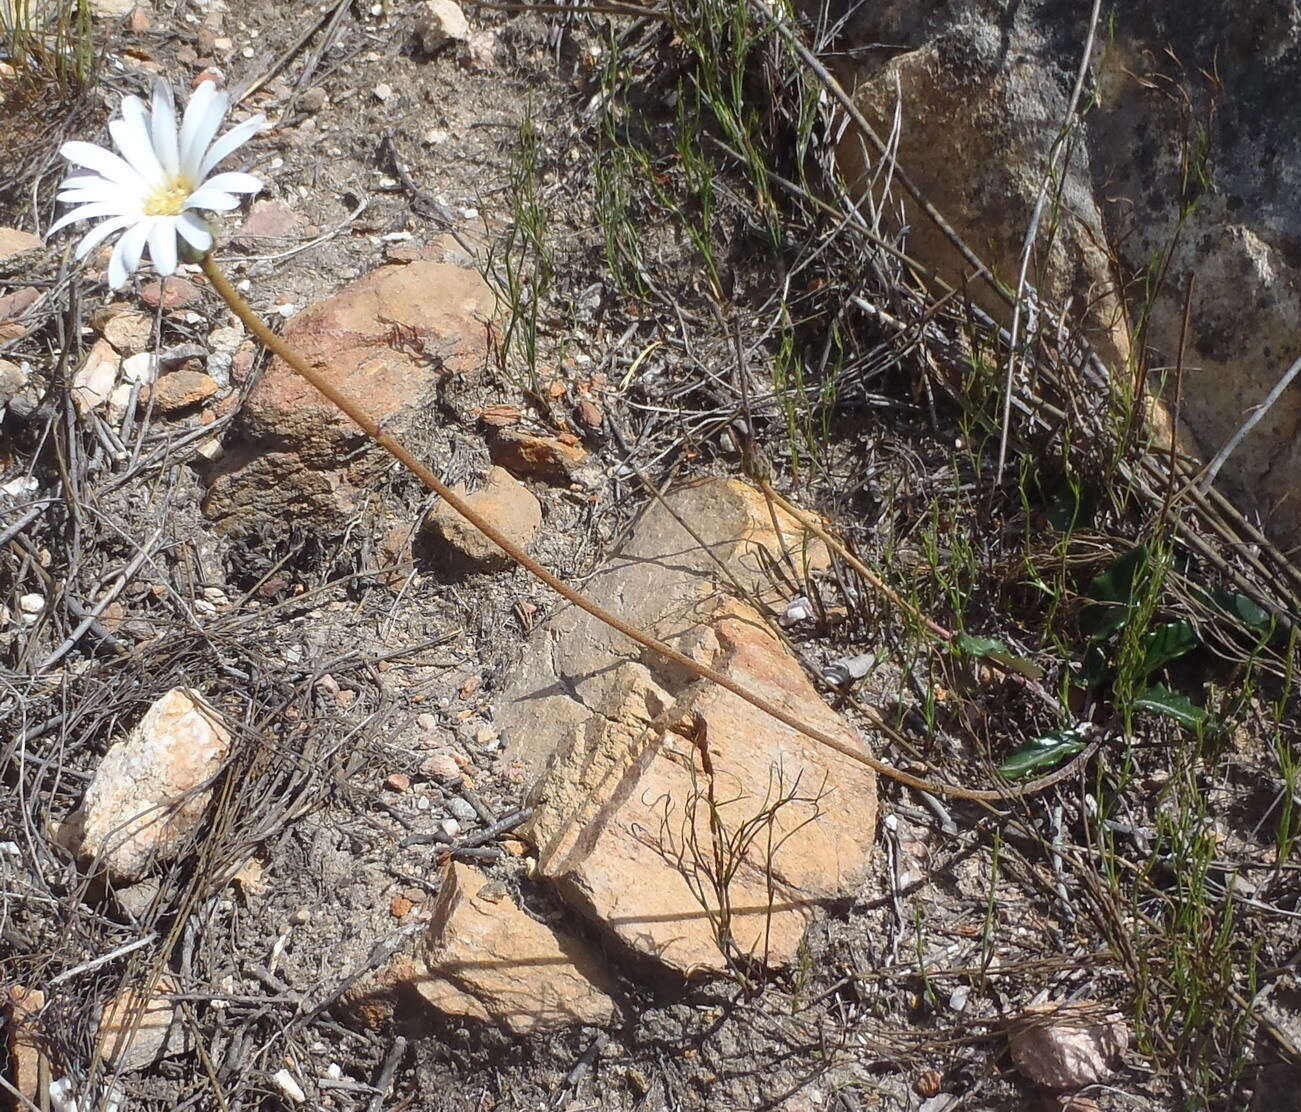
50 80 266 289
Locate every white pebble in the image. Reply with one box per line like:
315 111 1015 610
271 1068 306 1104
121 352 157 385
441 817 461 838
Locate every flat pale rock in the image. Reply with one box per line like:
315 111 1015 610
416 0 469 52
71 339 119 414
78 688 230 881
499 478 875 974
101 310 153 355
1008 1001 1129 1090
96 976 185 1072
414 862 619 1034
421 465 541 571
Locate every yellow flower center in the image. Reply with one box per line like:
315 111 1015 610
143 175 193 217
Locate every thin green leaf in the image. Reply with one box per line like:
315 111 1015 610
1140 621 1199 675
1134 685 1207 729
954 633 1045 682
998 728 1088 780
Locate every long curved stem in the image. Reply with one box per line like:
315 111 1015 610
202 254 1095 803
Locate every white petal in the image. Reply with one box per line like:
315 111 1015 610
57 181 128 205
73 215 136 261
58 173 104 192
60 141 149 191
179 80 227 180
182 186 240 212
48 201 133 237
198 114 266 179
108 220 152 288
200 171 263 196
176 212 213 252
148 218 178 276
112 97 166 184
150 81 180 177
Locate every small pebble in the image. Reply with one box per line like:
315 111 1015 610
390 895 413 919
420 750 461 783
290 906 310 925
440 817 461 838
385 773 411 792
446 797 477 823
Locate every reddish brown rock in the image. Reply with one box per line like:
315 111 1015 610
575 399 603 428
77 688 231 881
238 261 494 467
0 227 39 260
415 862 619 1034
204 450 360 537
206 261 496 537
0 287 39 322
235 199 306 243
420 466 541 572
497 479 868 974
4 985 45 1107
148 369 218 414
139 276 201 310
489 429 589 485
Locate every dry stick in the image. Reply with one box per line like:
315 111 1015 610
996 0 1103 484
202 255 1087 804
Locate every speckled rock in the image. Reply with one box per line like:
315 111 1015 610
831 0 1301 544
76 688 230 882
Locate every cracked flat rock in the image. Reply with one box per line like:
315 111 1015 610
498 478 877 974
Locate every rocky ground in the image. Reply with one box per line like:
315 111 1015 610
2 1 1300 1111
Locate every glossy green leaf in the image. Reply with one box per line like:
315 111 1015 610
998 728 1088 780
1088 545 1148 604
1140 621 1199 675
1047 482 1099 533
1211 589 1275 636
1081 643 1111 689
1080 546 1148 641
1134 685 1207 729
